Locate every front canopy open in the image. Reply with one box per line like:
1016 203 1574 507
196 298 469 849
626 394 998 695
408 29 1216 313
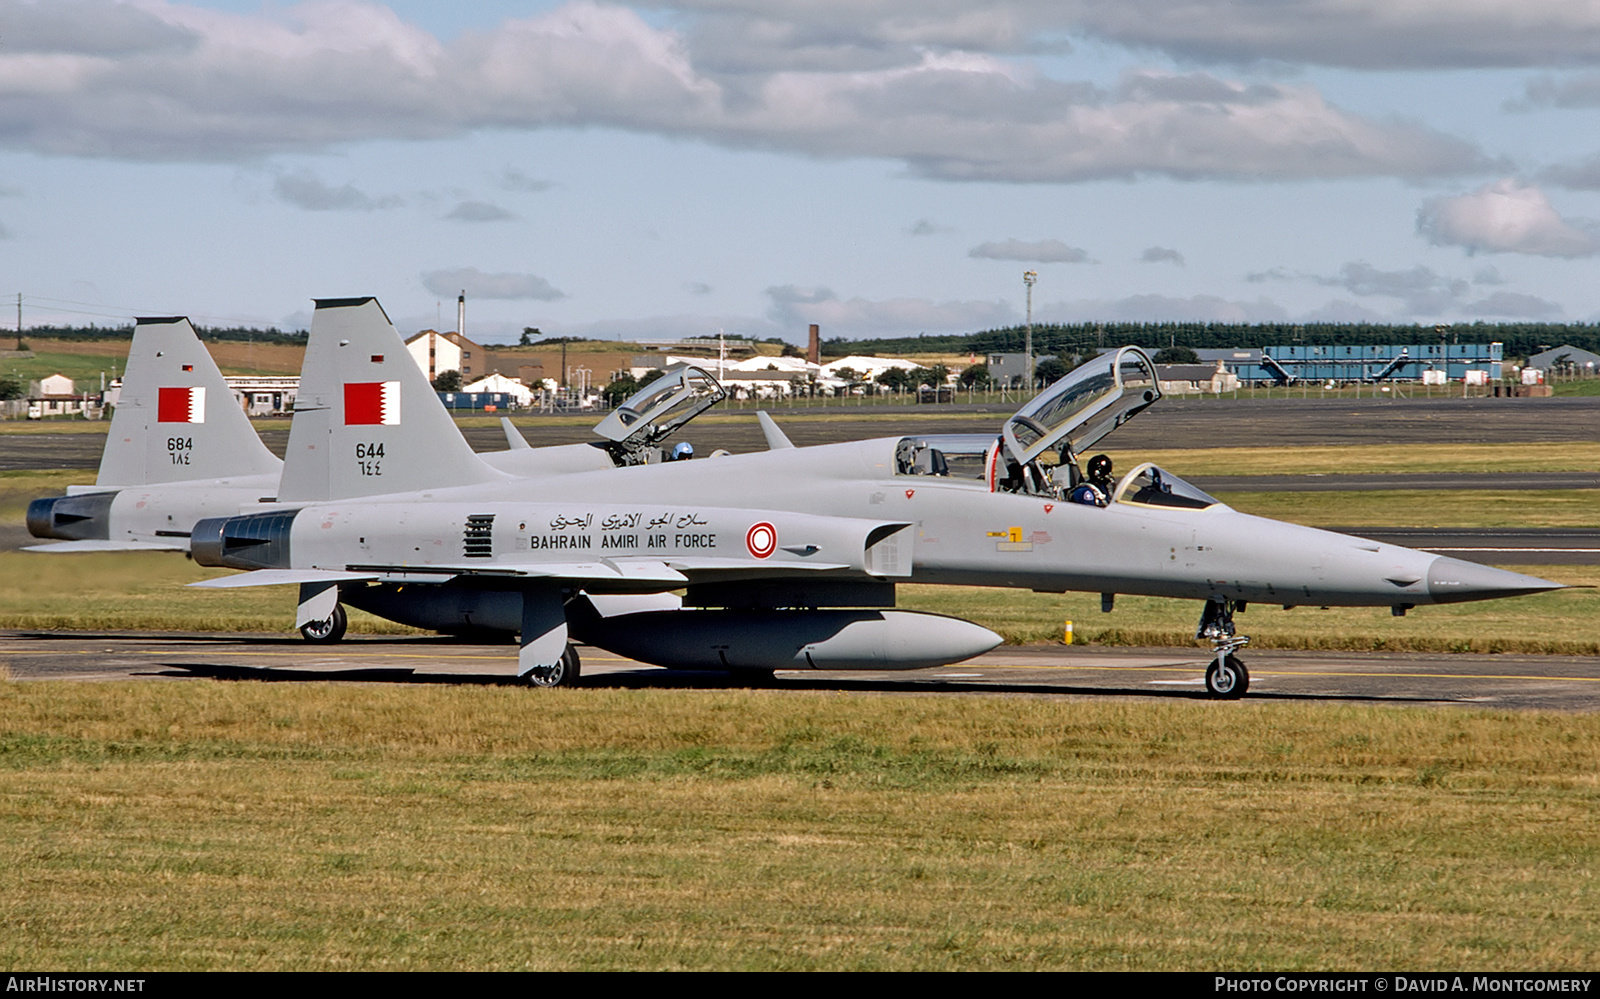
999 346 1161 470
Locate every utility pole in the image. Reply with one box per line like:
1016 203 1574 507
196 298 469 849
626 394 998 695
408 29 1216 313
1023 271 1037 390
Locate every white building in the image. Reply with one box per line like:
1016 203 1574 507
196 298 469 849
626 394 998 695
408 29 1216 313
462 372 536 407
226 375 299 415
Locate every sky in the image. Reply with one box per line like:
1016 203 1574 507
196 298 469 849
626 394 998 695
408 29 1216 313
5 1 1600 344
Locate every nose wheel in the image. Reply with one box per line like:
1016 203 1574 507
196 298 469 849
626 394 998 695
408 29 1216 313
1197 598 1250 699
1205 642 1249 699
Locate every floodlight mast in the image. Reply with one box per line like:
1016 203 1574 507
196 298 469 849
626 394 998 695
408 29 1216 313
1023 270 1038 389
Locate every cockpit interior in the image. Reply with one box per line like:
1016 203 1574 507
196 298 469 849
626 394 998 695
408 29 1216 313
890 346 1220 511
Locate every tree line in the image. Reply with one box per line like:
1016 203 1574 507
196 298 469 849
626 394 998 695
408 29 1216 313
20 323 308 345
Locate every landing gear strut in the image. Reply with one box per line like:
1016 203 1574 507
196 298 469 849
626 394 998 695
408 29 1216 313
1196 598 1249 699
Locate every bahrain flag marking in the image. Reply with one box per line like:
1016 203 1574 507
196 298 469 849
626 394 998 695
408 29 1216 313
345 381 401 425
157 386 206 423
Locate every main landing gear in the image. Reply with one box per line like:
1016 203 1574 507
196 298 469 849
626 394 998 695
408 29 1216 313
1196 598 1249 699
300 604 348 643
524 644 582 687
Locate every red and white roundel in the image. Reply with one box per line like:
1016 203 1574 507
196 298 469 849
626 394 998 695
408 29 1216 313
746 521 777 559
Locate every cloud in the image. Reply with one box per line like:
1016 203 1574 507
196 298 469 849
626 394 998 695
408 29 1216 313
1417 180 1600 257
1297 299 1391 323
1244 266 1294 283
1244 258 1564 318
906 218 950 236
664 2 1600 71
1062 0 1600 70
1314 262 1468 314
0 1 721 160
765 284 1015 336
1517 73 1600 110
3 0 200 57
684 281 713 295
445 200 518 222
747 65 1489 183
499 168 553 192
1139 246 1184 265
969 239 1089 263
273 170 401 211
1462 291 1562 318
0 2 1493 182
1042 293 1288 323
1538 153 1600 191
565 314 783 341
421 267 566 300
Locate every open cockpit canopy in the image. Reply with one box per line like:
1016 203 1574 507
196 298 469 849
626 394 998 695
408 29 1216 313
591 364 727 463
1000 346 1160 470
1111 463 1221 510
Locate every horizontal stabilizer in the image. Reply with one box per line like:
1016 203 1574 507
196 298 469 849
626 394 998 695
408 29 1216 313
500 416 531 450
756 411 794 450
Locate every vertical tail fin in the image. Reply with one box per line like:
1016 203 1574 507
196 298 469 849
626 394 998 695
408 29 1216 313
278 297 507 502
96 317 281 487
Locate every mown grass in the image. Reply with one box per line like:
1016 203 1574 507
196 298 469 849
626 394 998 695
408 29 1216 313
1112 442 1600 477
0 551 417 635
0 683 1595 970
1218 489 1600 529
0 470 87 523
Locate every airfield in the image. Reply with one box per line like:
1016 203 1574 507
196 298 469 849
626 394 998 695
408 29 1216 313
3 389 1599 970
8 633 1600 713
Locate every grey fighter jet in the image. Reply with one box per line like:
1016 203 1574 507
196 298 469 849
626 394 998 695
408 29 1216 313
188 297 1562 696
24 309 729 639
25 316 284 554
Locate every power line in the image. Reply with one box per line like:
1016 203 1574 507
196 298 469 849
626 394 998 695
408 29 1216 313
11 294 293 328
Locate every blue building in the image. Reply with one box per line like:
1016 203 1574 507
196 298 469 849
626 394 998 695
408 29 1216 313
437 391 517 412
1198 343 1501 384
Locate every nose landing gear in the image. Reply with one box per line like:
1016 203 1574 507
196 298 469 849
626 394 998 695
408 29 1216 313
1197 598 1250 699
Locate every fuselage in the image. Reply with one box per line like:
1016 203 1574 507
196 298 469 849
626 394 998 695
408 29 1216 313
195 435 1544 610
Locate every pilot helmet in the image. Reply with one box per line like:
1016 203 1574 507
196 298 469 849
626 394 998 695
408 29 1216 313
672 441 695 460
1087 453 1113 479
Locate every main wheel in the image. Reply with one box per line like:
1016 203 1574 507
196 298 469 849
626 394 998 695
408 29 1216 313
526 644 581 687
1204 654 1248 699
299 604 348 643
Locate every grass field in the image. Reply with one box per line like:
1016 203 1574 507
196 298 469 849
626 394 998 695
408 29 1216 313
0 683 1595 970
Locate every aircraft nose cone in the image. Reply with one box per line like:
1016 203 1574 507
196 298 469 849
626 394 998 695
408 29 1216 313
1426 556 1564 604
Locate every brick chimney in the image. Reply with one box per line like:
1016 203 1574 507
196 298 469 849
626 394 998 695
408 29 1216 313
807 324 820 365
